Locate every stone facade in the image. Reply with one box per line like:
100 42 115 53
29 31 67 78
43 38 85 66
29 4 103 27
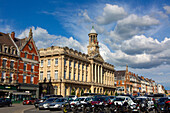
39 27 116 97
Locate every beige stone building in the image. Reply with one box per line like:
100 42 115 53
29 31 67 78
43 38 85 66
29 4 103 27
39 27 116 97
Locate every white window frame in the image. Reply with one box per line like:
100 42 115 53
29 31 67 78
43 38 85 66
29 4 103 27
41 60 43 67
47 71 51 80
55 58 58 66
40 71 43 80
54 70 58 80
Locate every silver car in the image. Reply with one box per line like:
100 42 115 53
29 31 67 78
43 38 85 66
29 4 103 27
49 98 68 111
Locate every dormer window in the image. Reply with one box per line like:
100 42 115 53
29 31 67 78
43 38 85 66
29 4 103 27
4 47 7 53
12 49 15 54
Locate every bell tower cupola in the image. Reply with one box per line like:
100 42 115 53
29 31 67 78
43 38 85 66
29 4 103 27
87 26 100 56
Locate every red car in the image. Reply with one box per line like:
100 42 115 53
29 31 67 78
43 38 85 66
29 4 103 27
23 98 37 105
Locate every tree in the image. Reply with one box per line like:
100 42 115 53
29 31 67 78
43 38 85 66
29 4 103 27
81 89 84 96
105 91 108 95
89 89 91 93
71 88 75 95
115 91 118 96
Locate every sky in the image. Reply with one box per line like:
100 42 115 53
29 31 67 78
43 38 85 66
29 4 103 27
0 0 170 90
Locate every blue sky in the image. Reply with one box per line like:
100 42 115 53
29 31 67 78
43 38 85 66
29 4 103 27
1 0 170 90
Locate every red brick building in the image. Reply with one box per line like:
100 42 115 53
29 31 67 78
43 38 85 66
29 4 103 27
0 29 39 99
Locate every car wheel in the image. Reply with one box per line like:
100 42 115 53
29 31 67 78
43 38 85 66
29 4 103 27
8 103 12 107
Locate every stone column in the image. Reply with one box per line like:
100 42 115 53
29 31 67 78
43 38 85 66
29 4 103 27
66 59 69 79
98 65 100 83
91 63 93 82
95 64 97 83
101 66 103 84
80 63 82 81
71 60 74 80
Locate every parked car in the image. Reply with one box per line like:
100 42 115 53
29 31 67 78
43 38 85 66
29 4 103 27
38 97 58 110
114 96 135 106
108 96 116 102
157 97 170 112
23 98 37 105
49 98 68 111
0 98 12 107
65 95 77 100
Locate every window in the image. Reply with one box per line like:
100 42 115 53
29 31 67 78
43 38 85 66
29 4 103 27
82 73 84 81
40 71 43 80
47 71 51 80
55 58 58 65
86 74 87 82
54 70 58 80
1 71 5 82
10 61 14 69
24 63 27 71
78 72 80 81
41 60 43 67
12 49 15 54
69 71 71 80
48 59 51 66
64 59 66 66
32 54 34 60
8 48 10 53
122 81 124 84
4 47 7 53
74 72 75 80
64 70 66 79
9 73 13 83
2 59 7 68
31 64 34 72
31 76 34 84
82 64 84 70
78 63 80 69
74 61 76 68
25 52 27 58
23 75 26 83
69 61 71 67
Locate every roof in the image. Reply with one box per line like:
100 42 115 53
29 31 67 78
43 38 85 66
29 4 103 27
90 26 97 34
14 37 27 48
114 71 126 77
0 32 16 47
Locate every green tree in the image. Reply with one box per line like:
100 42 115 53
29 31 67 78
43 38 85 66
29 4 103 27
71 88 75 95
115 91 118 96
89 89 91 93
81 89 84 96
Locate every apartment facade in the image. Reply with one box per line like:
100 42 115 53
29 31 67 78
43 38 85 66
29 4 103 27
115 66 161 96
39 27 116 97
0 29 39 99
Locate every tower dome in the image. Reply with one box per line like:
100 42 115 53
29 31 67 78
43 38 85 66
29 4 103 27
90 26 97 34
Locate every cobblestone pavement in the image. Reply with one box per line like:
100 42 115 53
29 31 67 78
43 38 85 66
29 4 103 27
0 103 34 113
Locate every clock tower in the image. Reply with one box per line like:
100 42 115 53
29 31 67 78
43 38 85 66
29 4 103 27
87 26 100 56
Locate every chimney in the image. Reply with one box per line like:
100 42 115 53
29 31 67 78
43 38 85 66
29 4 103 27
11 31 15 40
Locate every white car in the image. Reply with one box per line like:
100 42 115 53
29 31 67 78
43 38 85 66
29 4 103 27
136 96 154 109
114 96 135 106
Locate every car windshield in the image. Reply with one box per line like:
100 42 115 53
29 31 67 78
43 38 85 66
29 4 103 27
42 96 50 99
55 98 65 102
75 98 85 101
45 98 56 102
114 98 125 101
92 97 105 101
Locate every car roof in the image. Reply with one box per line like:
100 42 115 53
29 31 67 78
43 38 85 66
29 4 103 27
116 96 130 98
136 96 147 98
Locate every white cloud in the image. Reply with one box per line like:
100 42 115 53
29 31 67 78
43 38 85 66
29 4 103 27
163 5 170 14
79 10 92 23
97 4 127 25
18 27 86 52
109 14 160 42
